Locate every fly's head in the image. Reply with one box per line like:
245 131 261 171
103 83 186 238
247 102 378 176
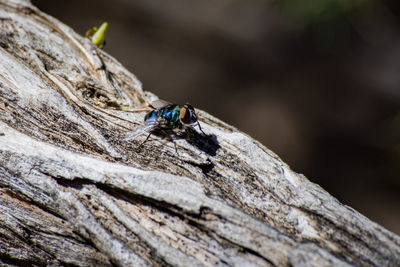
179 104 198 125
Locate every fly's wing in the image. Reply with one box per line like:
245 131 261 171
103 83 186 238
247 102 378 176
123 125 154 141
150 99 172 109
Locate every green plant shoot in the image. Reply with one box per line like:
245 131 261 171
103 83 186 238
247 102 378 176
85 22 108 49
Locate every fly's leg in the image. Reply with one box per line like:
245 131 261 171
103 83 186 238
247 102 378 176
168 131 180 155
134 132 152 152
139 132 152 147
157 130 180 156
172 141 179 155
197 121 206 135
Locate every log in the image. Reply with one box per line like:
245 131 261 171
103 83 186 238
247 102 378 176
0 0 399 266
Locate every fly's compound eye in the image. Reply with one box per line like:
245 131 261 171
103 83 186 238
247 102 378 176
180 104 198 124
179 107 191 124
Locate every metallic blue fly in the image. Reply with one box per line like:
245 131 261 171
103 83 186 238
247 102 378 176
124 100 205 149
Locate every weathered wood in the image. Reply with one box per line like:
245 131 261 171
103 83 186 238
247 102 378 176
0 0 399 266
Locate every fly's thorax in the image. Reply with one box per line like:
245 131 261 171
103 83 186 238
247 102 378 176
144 105 182 129
162 105 181 123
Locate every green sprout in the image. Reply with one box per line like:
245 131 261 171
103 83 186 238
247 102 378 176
85 22 108 49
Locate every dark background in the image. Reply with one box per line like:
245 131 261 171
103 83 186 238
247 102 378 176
33 0 400 234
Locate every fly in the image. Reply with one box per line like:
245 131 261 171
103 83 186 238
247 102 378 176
124 100 205 151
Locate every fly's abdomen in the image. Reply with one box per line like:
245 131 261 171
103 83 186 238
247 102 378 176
144 110 159 126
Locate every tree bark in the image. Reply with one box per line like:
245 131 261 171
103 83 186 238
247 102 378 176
0 0 398 266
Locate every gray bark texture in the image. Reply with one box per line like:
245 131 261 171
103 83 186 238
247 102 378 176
0 0 399 266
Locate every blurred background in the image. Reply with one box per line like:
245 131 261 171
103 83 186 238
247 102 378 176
34 0 399 234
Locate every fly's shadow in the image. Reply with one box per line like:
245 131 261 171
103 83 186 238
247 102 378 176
182 128 220 156
136 128 220 157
